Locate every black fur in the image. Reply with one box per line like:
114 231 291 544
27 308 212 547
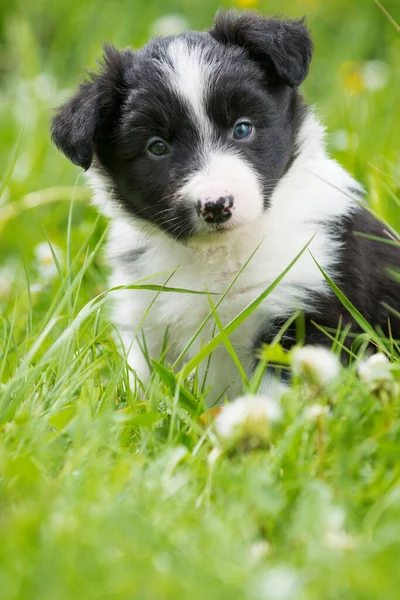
256 207 400 358
51 46 133 170
51 13 309 238
210 11 313 87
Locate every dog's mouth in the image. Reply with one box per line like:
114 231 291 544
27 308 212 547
201 221 236 235
208 222 232 231
186 219 244 247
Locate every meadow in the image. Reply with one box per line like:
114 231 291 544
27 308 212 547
0 0 400 598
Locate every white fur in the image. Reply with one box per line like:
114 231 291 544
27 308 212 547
177 151 264 241
87 111 362 403
159 40 217 145
88 167 122 218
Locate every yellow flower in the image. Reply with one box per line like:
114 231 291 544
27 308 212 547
339 61 365 95
235 0 259 8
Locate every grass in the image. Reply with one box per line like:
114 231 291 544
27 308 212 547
1 0 400 598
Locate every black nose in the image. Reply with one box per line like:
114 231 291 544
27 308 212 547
196 195 234 224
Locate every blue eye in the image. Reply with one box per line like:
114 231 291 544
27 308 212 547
233 121 253 140
147 138 169 157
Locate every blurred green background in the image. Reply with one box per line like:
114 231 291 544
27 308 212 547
0 0 399 306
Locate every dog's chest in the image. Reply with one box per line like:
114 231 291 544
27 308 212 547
147 258 263 357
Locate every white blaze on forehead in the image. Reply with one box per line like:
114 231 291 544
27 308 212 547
158 40 264 231
160 38 217 140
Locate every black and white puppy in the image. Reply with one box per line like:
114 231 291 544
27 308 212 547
51 10 400 401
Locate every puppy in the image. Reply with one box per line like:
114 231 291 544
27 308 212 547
51 10 400 402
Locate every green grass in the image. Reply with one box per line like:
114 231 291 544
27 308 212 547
1 0 400 598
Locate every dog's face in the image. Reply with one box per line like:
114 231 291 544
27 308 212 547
52 11 313 245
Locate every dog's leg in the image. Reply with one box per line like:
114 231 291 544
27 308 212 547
127 340 152 393
117 329 151 393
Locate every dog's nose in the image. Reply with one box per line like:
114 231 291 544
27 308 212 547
196 195 234 224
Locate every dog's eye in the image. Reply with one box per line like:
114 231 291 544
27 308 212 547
233 121 253 140
147 138 169 157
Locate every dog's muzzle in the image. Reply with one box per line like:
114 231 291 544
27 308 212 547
196 195 234 224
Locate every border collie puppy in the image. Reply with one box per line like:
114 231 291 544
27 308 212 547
51 10 400 402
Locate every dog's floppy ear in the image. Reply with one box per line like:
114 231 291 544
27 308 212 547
51 80 98 170
51 45 132 170
210 10 313 88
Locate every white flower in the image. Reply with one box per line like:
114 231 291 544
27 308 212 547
358 353 390 381
214 394 281 448
324 529 355 550
249 540 271 564
150 14 189 37
358 353 398 396
254 566 301 600
326 504 345 531
362 60 389 91
331 130 359 153
33 73 57 102
34 242 64 280
304 403 329 421
330 129 349 151
292 346 340 389
323 506 355 550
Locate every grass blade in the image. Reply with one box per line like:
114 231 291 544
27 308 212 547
151 359 205 415
311 254 391 354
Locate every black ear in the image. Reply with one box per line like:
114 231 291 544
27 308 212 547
51 80 98 170
51 45 132 170
210 10 313 88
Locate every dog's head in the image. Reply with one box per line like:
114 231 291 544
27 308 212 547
51 11 313 245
